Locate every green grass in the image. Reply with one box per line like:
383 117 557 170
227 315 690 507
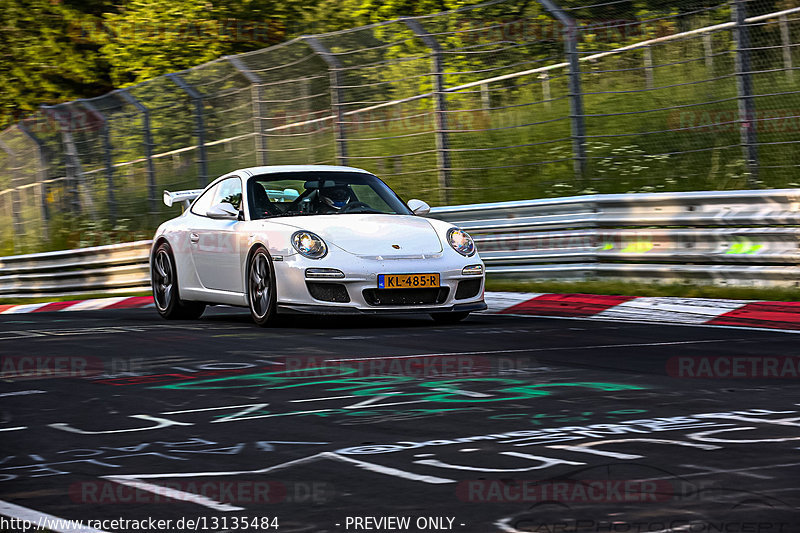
484 279 800 302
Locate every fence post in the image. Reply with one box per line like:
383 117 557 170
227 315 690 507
17 121 51 239
167 73 209 187
538 0 587 185
0 139 25 252
302 77 314 163
643 46 654 89
303 36 348 166
703 33 714 72
780 14 794 83
78 100 116 224
540 73 552 110
117 89 158 215
404 18 453 205
731 0 759 185
41 105 85 215
227 56 268 166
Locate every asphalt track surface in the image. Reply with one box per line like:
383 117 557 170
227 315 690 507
1 307 799 533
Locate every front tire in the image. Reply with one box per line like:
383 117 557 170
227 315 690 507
248 246 277 327
151 242 206 320
430 311 470 324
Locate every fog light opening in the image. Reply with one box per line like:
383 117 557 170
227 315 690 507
462 265 483 276
305 268 345 279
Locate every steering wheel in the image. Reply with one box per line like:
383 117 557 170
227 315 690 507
338 201 374 213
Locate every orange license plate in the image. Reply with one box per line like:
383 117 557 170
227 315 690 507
378 273 440 289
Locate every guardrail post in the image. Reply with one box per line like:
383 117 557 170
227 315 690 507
0 139 25 252
117 89 158 215
405 18 453 206
42 105 85 215
732 0 759 186
780 14 794 83
303 37 348 166
167 73 209 187
78 100 116 224
227 56 267 166
538 0 587 186
16 121 50 240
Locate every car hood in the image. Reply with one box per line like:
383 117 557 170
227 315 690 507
274 214 443 257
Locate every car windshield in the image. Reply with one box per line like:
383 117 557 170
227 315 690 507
247 171 412 220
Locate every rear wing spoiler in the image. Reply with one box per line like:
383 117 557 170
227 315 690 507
163 187 299 210
163 189 204 209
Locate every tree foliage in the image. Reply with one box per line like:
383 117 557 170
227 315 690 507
1 0 709 130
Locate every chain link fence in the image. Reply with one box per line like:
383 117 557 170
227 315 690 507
1 0 798 255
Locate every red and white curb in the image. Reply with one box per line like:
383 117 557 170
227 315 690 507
0 296 153 315
1 292 800 331
484 292 800 331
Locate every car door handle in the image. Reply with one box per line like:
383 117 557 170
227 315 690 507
190 233 200 243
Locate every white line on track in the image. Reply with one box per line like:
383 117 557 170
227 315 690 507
680 463 773 480
103 452 454 511
162 403 269 415
290 395 355 403
491 311 800 335
638 461 800 482
323 338 749 361
0 499 109 533
0 390 46 398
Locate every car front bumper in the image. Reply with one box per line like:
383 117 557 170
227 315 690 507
277 300 487 315
273 251 485 315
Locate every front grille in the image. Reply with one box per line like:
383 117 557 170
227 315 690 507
363 287 450 306
306 282 350 303
455 279 482 300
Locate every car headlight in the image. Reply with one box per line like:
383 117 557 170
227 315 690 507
292 231 328 259
447 228 475 257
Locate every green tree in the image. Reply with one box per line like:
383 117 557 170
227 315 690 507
0 0 112 129
97 0 307 87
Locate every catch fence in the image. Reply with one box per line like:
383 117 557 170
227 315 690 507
1 0 799 255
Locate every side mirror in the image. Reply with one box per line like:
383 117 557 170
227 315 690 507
207 202 239 220
408 199 430 216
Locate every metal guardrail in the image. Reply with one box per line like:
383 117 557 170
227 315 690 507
0 240 152 298
430 189 800 287
1 189 799 298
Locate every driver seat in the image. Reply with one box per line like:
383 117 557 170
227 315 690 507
250 183 279 218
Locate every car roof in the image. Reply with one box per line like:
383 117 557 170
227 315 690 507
240 165 373 178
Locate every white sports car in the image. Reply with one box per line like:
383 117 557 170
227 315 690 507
150 165 486 326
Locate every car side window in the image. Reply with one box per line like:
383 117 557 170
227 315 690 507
190 184 218 216
190 177 242 217
213 177 243 210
